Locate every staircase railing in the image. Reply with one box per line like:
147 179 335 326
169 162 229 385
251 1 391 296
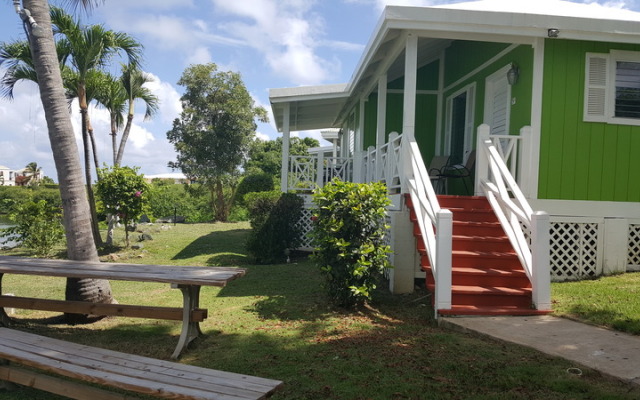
401 132 453 315
475 124 551 310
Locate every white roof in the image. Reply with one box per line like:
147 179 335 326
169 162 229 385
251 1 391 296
271 1 640 132
439 0 640 21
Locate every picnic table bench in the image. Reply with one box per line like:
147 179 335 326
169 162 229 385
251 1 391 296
0 255 246 359
0 327 283 399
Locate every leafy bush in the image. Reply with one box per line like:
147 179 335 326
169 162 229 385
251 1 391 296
1 200 64 257
0 186 60 214
96 166 149 246
311 179 392 308
246 191 303 264
146 182 212 222
234 172 274 206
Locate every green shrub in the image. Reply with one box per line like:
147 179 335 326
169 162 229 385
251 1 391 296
311 179 392 308
96 166 149 246
246 191 303 264
234 172 275 206
1 200 64 257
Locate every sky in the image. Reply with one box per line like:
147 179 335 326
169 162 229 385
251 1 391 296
0 0 639 180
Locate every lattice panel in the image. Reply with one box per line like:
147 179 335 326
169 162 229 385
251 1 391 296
627 224 640 269
550 221 600 280
295 206 315 250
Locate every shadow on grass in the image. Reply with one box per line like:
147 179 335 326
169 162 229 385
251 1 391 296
172 228 251 265
566 304 640 335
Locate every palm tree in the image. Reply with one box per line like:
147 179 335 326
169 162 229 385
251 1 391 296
93 72 126 165
24 161 42 184
15 0 114 316
115 64 159 166
51 6 143 246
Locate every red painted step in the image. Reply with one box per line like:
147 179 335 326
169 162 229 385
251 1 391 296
405 194 550 316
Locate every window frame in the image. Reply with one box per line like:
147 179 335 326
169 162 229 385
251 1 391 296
584 50 640 126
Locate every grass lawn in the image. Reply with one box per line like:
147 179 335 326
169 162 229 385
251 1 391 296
1 222 639 399
552 272 640 335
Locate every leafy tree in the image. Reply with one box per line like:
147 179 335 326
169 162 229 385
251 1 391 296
167 63 268 221
245 136 320 179
1 200 64 257
10 0 115 313
96 165 149 247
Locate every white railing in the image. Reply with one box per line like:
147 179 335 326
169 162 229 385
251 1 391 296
401 132 452 315
475 124 551 310
362 132 402 192
288 154 353 192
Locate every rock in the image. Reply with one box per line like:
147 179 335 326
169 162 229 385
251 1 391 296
138 233 153 241
108 254 120 261
131 243 144 250
139 214 151 223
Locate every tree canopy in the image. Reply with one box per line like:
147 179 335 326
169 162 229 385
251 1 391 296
245 136 320 178
167 63 268 221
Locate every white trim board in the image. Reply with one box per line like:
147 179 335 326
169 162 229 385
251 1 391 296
529 198 640 219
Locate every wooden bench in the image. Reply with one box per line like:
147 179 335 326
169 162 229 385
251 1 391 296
0 255 246 359
0 327 283 400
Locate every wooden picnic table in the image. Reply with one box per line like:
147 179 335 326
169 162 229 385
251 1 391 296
0 255 246 359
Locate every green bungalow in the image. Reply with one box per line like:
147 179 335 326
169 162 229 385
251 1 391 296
269 1 640 317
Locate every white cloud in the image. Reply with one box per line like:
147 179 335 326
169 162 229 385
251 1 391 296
210 0 348 85
144 74 182 124
185 47 213 66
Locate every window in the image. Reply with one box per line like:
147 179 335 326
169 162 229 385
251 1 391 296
584 51 640 125
615 61 640 118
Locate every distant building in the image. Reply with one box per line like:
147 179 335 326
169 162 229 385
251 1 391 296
0 165 44 186
144 172 194 185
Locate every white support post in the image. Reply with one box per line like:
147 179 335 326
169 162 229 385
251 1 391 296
366 145 375 183
434 209 453 317
280 103 291 193
387 132 399 185
376 75 387 147
475 124 491 196
519 126 533 198
353 98 367 183
316 151 325 188
531 211 551 310
403 34 418 141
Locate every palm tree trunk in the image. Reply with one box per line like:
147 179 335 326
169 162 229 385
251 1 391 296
24 0 113 315
110 116 118 165
115 113 134 166
81 108 103 247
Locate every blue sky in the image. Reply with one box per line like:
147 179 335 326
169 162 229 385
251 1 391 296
0 0 638 179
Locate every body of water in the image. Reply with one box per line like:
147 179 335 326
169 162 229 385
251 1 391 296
0 216 18 248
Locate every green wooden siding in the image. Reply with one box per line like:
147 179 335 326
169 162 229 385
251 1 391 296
539 39 640 202
437 42 533 158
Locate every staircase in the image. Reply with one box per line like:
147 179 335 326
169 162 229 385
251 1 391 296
407 194 551 316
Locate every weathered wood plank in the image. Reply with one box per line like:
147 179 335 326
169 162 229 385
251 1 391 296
0 365 135 400
0 296 207 322
0 328 283 399
0 256 246 287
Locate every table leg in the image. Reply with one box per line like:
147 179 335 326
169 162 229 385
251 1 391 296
171 284 202 359
0 274 10 326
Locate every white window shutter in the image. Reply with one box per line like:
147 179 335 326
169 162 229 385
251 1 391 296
584 53 609 122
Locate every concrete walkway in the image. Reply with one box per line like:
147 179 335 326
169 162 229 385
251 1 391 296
440 315 640 386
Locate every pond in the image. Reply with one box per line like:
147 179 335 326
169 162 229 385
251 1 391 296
0 216 18 248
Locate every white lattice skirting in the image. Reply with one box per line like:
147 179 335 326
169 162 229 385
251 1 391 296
550 219 602 281
628 223 640 271
295 206 640 281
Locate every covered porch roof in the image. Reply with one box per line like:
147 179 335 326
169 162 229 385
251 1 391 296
269 1 640 134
